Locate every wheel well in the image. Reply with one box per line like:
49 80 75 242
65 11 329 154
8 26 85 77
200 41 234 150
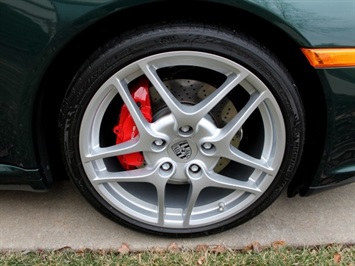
37 1 327 193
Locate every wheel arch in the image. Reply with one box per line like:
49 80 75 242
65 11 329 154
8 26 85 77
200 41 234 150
35 0 327 194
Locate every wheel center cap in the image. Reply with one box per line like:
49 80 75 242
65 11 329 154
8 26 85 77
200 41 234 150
171 140 192 160
169 139 196 162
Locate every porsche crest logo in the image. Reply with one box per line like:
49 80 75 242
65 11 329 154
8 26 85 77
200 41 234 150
172 140 192 160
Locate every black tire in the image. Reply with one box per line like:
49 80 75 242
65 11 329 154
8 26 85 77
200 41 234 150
59 21 305 237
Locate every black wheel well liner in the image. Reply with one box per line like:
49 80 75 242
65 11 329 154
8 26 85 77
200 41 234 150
36 1 326 196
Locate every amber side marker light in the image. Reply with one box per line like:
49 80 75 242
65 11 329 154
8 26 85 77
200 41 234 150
301 48 355 68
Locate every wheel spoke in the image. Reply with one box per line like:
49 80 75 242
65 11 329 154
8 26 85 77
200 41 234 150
92 167 159 185
93 166 169 225
156 183 167 225
139 61 249 126
228 147 276 175
138 62 185 119
182 168 262 226
183 183 203 226
205 171 262 195
207 90 276 175
111 77 151 136
83 137 143 162
219 90 270 142
194 71 249 119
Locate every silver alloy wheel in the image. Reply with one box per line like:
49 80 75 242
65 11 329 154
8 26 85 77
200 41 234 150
79 51 286 229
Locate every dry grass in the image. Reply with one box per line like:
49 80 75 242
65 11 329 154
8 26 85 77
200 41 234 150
1 244 354 266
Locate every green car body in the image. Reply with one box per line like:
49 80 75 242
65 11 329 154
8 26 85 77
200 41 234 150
0 0 354 234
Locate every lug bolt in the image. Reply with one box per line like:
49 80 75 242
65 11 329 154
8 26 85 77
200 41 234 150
202 142 213 150
180 125 191 133
154 139 164 146
189 164 200 173
161 162 172 171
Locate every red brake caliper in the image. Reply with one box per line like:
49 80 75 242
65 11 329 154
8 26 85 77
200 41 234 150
113 77 152 170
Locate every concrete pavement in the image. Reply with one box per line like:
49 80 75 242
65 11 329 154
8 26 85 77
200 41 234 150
0 180 354 251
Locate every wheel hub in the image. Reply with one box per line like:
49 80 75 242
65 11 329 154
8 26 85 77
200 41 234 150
143 113 222 184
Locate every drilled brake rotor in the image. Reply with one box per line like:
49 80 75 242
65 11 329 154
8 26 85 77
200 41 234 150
149 79 242 172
